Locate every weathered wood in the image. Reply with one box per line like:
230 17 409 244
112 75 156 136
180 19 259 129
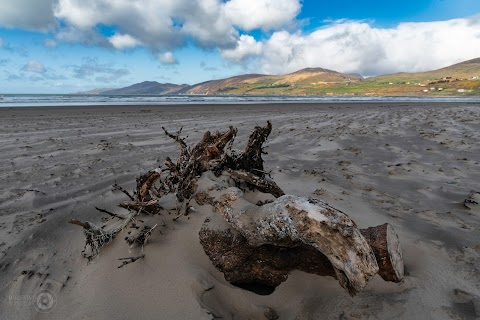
228 170 285 198
136 170 162 201
360 223 404 282
199 214 403 293
125 224 158 246
212 188 380 296
194 127 238 172
161 126 189 161
70 121 405 296
210 121 272 176
119 199 160 215
139 171 161 200
162 125 238 202
199 213 336 289
112 183 135 201
95 207 125 219
117 254 145 268
235 121 272 174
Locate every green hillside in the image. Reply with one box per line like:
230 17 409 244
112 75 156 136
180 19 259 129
184 58 480 96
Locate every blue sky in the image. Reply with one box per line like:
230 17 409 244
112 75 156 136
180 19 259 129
1 0 480 93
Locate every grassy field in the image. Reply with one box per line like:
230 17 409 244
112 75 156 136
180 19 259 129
186 58 480 96
211 78 480 96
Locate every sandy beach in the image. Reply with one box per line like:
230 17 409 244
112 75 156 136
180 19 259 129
0 102 479 320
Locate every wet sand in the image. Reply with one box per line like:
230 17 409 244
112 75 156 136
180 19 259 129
0 102 479 319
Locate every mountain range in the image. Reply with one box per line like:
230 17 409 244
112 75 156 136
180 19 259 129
77 58 480 97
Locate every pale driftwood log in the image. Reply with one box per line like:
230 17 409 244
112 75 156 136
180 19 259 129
213 188 380 296
199 214 403 294
360 223 404 282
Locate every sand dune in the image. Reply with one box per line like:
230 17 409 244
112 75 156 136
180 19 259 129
0 102 479 319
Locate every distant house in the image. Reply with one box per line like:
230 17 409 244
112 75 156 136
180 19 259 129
438 88 444 91
458 89 466 93
423 89 429 93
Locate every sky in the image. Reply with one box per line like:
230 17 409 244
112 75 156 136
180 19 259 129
1 0 480 93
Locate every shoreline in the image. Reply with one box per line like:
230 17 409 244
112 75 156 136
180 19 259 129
2 95 480 109
1 100 480 112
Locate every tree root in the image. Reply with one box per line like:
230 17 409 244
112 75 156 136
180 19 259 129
117 254 145 268
69 121 404 298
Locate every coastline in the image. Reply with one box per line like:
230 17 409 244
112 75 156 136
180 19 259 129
2 95 480 109
1 100 480 111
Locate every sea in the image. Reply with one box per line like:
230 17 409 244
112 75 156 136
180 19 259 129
1 94 480 107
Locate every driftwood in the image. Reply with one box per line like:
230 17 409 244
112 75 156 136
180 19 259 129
209 188 382 295
112 183 135 201
117 169 163 214
161 125 238 203
69 218 129 259
199 213 403 295
236 121 271 173
123 121 278 213
95 207 125 219
117 254 145 268
125 224 158 246
228 170 284 198
69 121 404 297
214 121 272 175
71 122 280 257
360 224 404 282
137 171 161 201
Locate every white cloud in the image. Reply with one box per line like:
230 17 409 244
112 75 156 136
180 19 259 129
108 33 142 49
179 0 238 49
221 35 263 63
22 60 46 74
0 0 57 31
53 0 245 50
221 17 480 76
0 0 297 55
158 52 178 65
225 0 301 31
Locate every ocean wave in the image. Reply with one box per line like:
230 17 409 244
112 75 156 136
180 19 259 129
1 94 480 107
